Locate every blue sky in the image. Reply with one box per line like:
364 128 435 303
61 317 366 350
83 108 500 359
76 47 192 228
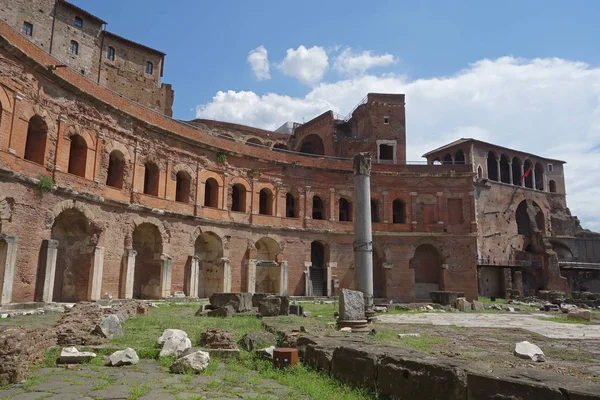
74 1 600 231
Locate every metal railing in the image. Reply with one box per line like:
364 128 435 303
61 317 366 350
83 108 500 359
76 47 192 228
477 257 533 267
558 261 600 270
343 95 369 122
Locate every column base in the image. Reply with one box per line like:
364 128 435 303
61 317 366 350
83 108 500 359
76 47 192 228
337 319 370 332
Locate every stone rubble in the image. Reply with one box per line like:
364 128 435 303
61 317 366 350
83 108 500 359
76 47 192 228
567 308 592 321
58 347 96 364
257 345 276 359
94 314 122 339
455 297 471 312
514 341 546 362
200 328 237 349
108 348 139 366
158 329 192 357
169 350 210 374
239 331 277 352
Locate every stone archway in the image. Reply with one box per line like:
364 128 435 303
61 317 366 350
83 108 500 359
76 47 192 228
195 232 225 297
254 237 282 294
411 244 443 300
373 246 386 298
309 241 327 296
132 223 163 299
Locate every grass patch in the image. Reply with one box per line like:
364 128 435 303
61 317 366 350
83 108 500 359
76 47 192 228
93 381 109 391
127 383 151 400
537 316 595 325
367 329 448 353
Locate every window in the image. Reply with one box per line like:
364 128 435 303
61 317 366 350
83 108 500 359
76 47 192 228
24 115 47 165
175 171 191 203
338 198 352 222
392 199 406 224
379 144 394 161
285 193 296 218
106 151 125 189
70 40 79 55
383 116 389 124
371 199 379 223
22 22 33 36
204 178 219 207
67 135 87 178
74 16 83 28
143 162 159 196
145 61 153 74
231 184 246 212
312 196 324 220
548 164 553 172
448 199 463 225
107 46 115 61
259 188 274 215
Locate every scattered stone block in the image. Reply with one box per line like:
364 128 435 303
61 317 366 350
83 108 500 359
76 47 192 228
398 333 421 338
158 329 191 357
278 296 290 316
303 311 312 317
206 305 235 318
258 297 282 317
430 291 465 305
425 305 434 311
567 308 592 321
542 303 559 312
108 348 139 366
471 301 484 311
239 331 277 351
514 341 545 362
507 307 515 312
173 291 186 298
340 327 352 332
169 350 210 374
94 314 122 339
455 297 471 312
209 293 253 312
560 304 576 313
257 346 276 360
252 293 273 307
58 347 96 364
0 314 8 319
289 304 304 316
200 328 237 349
339 289 365 320
373 306 388 313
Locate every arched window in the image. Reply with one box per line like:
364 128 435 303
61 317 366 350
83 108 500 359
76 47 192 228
231 184 246 212
107 46 115 61
339 198 352 222
312 196 324 220
392 199 406 224
274 143 288 151
549 180 557 193
523 160 533 188
143 162 159 196
73 16 83 28
204 178 219 207
477 166 483 179
443 154 453 164
535 162 544 191
285 193 296 218
67 134 87 177
512 157 522 186
487 151 498 181
299 135 325 155
371 199 379 223
432 159 442 166
70 40 79 55
455 150 465 164
24 115 47 165
246 138 262 146
500 154 510 183
175 171 191 203
259 188 273 215
145 61 153 74
106 150 125 189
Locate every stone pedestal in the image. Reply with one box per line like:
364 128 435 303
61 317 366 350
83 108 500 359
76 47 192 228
88 246 104 301
42 239 59 303
0 234 18 306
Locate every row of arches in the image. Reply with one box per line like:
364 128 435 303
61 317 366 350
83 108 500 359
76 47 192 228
432 149 466 165
484 151 555 192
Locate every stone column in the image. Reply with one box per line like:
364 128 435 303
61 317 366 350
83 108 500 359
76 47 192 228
353 153 374 312
304 262 312 296
160 254 173 298
42 239 59 304
186 256 200 297
328 188 336 221
326 262 336 297
0 235 18 306
197 260 206 298
123 249 137 299
532 167 536 190
496 158 501 180
509 162 514 185
381 191 389 223
247 259 257 294
88 246 104 301
520 164 525 187
221 258 232 292
279 261 288 296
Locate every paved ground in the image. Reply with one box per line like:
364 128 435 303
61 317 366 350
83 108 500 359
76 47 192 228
0 360 305 400
378 312 600 339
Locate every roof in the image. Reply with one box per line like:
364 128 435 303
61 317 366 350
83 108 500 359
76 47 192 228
422 138 566 164
59 0 107 24
102 31 166 56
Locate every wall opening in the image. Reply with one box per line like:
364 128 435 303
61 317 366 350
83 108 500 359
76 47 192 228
523 160 534 188
412 244 443 300
487 151 498 181
371 199 379 223
175 171 191 203
195 232 224 297
499 154 510 183
448 198 463 225
246 138 263 146
512 157 522 186
379 144 394 161
259 188 274 215
255 237 281 294
477 165 483 179
455 150 465 164
310 241 327 296
312 196 324 220
299 134 325 155
338 198 352 222
535 162 544 191
443 154 453 164
231 184 246 212
274 143 288 150
373 246 385 298
67 134 87 177
204 178 219 208
285 193 296 218
132 223 162 299
549 180 556 193
143 162 159 196
106 150 125 189
24 115 47 165
392 199 406 224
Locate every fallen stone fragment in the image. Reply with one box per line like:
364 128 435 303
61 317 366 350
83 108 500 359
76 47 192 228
561 304 576 313
158 329 192 357
240 331 277 351
303 311 312 317
455 297 471 312
58 347 96 364
373 306 388 313
514 341 545 362
207 305 235 318
471 301 484 311
108 348 139 366
507 307 515 312
567 308 592 321
94 314 122 339
258 297 282 317
425 305 434 311
257 346 276 360
339 288 365 320
339 327 352 332
201 328 237 349
0 314 8 319
398 333 421 338
169 350 210 374
173 291 186 298
542 303 559 312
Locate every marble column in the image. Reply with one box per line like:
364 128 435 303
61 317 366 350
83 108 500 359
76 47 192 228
221 258 232 292
496 158 501 180
247 259 257 294
532 168 536 190
304 262 312 296
0 235 18 306
520 164 525 187
509 162 513 185
88 246 104 301
279 261 288 296
42 239 59 304
353 153 374 311
186 256 200 297
160 254 173 298
123 249 137 299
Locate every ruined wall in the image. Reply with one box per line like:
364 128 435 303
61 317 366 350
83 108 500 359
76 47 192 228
0 0 55 51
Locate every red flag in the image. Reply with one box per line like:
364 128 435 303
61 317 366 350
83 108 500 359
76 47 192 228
519 166 532 184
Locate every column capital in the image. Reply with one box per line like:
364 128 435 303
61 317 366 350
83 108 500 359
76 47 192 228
47 239 59 249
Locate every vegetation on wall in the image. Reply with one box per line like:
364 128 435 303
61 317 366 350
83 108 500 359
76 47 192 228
37 175 54 193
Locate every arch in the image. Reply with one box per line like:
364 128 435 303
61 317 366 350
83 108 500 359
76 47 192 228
499 154 510 183
259 188 274 215
298 134 325 155
411 244 443 300
24 115 47 165
231 183 247 212
285 193 297 218
551 242 573 261
477 165 483 179
143 162 159 196
392 199 406 224
487 151 498 181
255 237 280 261
0 86 13 114
132 223 163 299
106 150 125 189
0 197 14 230
312 195 325 220
373 245 386 298
273 143 288 150
512 157 522 186
310 241 328 296
454 150 465 164
51 208 101 302
254 237 281 294
516 200 545 235
370 198 379 223
67 134 87 177
549 180 557 193
204 177 219 208
46 200 102 235
195 232 224 297
535 162 544 191
176 171 191 203
523 159 533 188
246 138 263 146
432 158 442 166
338 198 352 222
128 216 170 251
443 153 453 164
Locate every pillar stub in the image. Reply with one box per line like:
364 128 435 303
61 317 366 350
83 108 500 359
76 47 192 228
14 92 24 101
329 188 336 193
47 239 59 249
409 192 418 196
353 152 372 176
8 148 16 155
58 114 68 123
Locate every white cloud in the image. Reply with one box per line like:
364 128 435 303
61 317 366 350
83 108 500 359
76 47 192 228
334 48 397 76
247 45 271 80
277 45 329 86
196 56 600 231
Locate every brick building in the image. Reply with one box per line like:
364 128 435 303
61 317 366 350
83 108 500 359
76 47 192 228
0 3 595 308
